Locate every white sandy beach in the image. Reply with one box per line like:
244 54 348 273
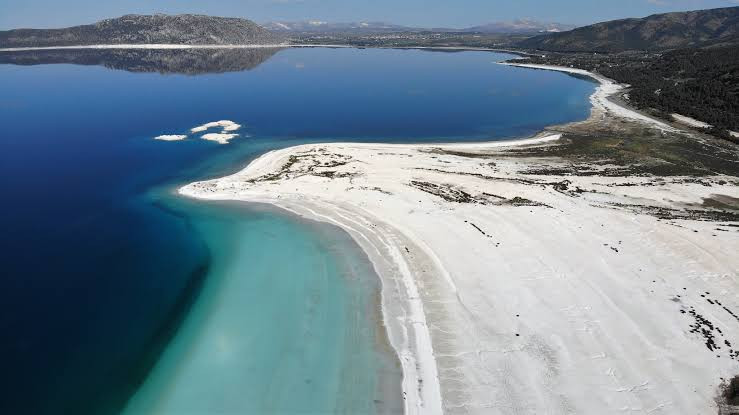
180 65 739 414
672 113 713 130
501 63 678 132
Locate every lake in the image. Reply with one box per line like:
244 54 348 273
0 47 595 414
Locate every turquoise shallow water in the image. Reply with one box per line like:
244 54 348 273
0 47 595 414
122 200 401 414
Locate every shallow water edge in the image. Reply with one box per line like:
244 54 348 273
123 197 404 414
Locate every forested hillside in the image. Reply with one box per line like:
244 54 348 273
519 7 739 52
514 46 739 141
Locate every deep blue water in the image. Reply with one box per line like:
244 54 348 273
0 47 595 414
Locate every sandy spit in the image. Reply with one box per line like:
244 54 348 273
179 63 739 414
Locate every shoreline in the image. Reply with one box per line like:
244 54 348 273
175 133 569 415
0 43 534 56
121 197 405 414
249 198 445 415
500 62 678 132
174 60 660 414
179 142 738 414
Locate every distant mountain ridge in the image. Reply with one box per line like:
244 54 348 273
465 19 577 34
262 21 414 33
262 19 576 34
518 6 739 52
0 14 283 48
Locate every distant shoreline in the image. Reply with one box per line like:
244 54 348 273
0 43 537 57
500 62 677 132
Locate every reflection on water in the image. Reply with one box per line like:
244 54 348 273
0 47 284 74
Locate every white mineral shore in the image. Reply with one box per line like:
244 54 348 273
501 63 678 132
180 65 739 414
672 113 713 130
153 134 187 141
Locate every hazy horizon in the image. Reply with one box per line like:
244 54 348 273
0 0 737 31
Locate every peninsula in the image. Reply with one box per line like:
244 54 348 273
181 63 739 413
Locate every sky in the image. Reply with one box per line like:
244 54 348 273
0 0 737 30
